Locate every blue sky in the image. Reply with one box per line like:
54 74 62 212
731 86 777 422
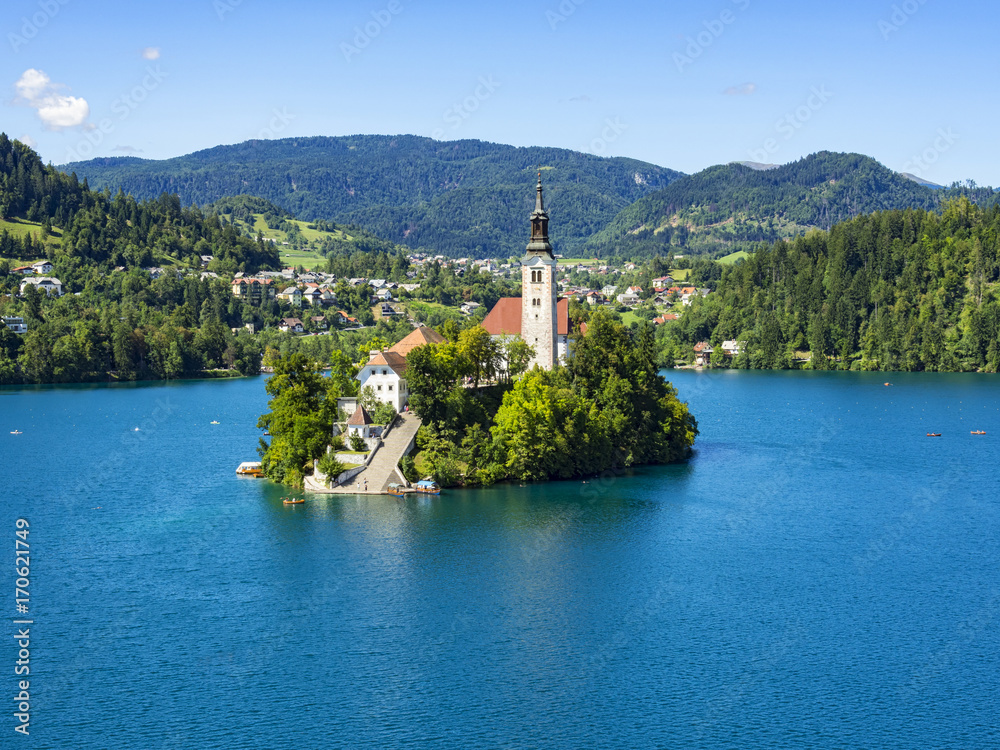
3 0 996 185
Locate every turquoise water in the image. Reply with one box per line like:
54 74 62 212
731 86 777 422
2 371 999 749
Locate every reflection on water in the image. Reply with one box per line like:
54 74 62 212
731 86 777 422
2 372 999 748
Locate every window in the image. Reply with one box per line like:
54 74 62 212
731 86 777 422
388 385 393 391
382 369 387 375
377 385 383 391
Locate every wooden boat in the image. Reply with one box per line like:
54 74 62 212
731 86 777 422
236 461 264 477
10 430 22 435
971 430 987 435
283 497 304 505
387 483 405 497
415 479 441 495
927 433 942 437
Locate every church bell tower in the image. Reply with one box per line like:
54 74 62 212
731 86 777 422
521 173 558 370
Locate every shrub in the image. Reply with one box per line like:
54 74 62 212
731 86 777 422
317 452 346 484
349 433 367 452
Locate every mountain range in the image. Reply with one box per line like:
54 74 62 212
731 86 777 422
61 137 996 259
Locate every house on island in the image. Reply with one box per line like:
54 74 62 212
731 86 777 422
346 405 378 440
356 326 448 411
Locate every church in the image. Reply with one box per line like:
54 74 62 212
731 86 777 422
481 174 569 369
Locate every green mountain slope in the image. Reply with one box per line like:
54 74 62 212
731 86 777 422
61 135 684 258
669 200 1000 372
587 152 988 257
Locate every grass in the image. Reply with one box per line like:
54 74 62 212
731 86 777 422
404 299 463 322
557 258 600 266
242 214 361 270
0 217 63 252
668 268 691 281
619 310 643 326
718 250 750 265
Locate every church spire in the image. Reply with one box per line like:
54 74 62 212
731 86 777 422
526 171 553 256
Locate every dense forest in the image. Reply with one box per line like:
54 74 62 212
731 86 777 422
662 199 1000 372
61 135 683 257
587 152 999 259
406 309 698 487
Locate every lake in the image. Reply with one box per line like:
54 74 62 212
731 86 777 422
2 370 999 749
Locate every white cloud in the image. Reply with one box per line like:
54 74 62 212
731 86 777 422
18 135 38 149
113 145 143 153
723 82 757 96
13 69 90 130
141 47 160 60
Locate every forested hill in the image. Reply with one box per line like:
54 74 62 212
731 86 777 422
587 152 996 258
670 199 1000 372
60 135 683 258
0 134 279 274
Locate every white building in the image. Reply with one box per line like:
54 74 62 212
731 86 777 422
481 175 569 370
2 316 27 334
20 277 63 296
356 350 408 412
356 327 448 412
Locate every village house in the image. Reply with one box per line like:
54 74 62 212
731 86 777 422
460 301 482 316
721 340 743 357
279 317 304 333
11 265 34 275
200 255 214 268
231 278 276 302
32 260 53 274
310 316 328 331
694 341 714 366
277 286 302 306
20 277 63 296
2 316 27 334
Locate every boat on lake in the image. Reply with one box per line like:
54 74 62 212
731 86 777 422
283 497 304 505
236 461 264 477
10 430 22 435
927 433 942 437
971 430 987 435
387 483 405 497
415 479 441 495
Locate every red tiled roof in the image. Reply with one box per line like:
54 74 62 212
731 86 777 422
388 326 448 357
481 298 569 337
365 350 408 376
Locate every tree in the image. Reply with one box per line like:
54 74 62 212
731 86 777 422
257 353 334 487
317 452 346 485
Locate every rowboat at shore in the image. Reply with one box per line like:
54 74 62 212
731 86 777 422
387 483 405 497
415 479 441 495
